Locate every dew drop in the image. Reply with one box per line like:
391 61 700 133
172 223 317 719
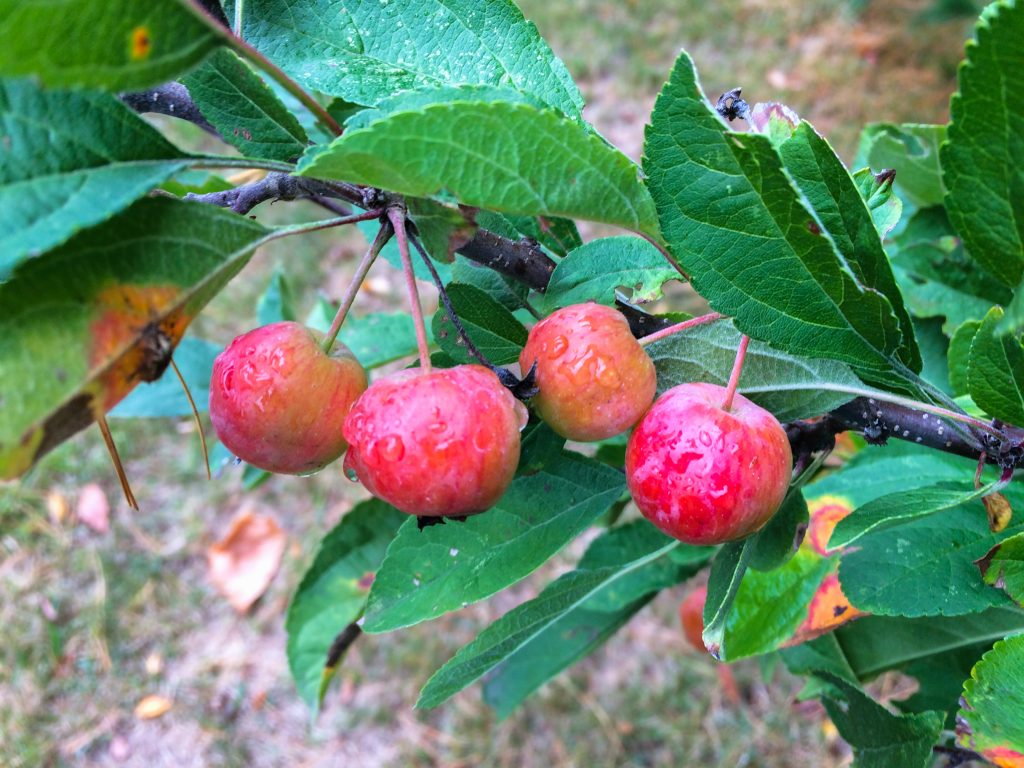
547 334 569 359
699 430 712 447
513 400 529 431
379 435 405 462
594 356 620 388
449 547 459 556
412 577 421 587
343 457 359 483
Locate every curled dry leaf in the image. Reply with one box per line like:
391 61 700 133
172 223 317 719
133 694 172 720
207 509 287 613
76 482 110 533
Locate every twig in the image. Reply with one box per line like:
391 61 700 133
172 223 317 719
184 173 365 215
120 83 217 135
456 229 556 291
323 221 392 352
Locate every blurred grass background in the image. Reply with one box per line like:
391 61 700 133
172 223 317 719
1 1 978 765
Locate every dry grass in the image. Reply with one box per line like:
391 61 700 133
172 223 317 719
1 1 974 765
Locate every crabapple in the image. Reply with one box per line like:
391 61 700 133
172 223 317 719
519 302 656 442
679 584 707 651
342 365 526 516
625 382 792 545
209 321 367 475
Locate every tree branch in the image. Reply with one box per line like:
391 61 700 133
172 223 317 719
184 172 358 214
120 83 218 135
455 229 556 291
192 0 232 28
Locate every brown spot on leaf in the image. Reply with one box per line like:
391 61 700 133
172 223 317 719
129 26 152 61
807 220 822 235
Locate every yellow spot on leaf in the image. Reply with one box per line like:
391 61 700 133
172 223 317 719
984 492 1013 533
789 572 866 645
805 494 855 556
129 26 152 61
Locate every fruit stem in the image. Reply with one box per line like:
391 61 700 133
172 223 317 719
721 335 750 412
96 415 139 510
389 208 432 373
638 312 725 346
169 358 211 480
322 221 393 354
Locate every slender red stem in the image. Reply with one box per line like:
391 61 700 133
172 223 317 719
388 208 432 373
722 335 750 412
638 312 726 347
96 415 139 510
322 222 392 354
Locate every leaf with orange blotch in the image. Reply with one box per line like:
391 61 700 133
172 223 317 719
976 532 1024 606
957 634 1024 766
207 509 287 613
0 197 268 479
133 694 173 720
789 571 866 646
805 494 854 557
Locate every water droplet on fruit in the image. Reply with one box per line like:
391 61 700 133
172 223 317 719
379 435 405 462
594 356 620 388
513 400 529 430
473 429 491 452
343 457 359 482
429 420 448 434
699 430 712 446
547 334 569 359
729 444 738 454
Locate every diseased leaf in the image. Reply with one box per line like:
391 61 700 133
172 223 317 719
976 532 1024 606
110 337 221 418
852 167 902 238
363 453 626 632
957 634 1024 765
417 522 706 712
237 0 584 117
856 123 946 209
0 0 221 91
646 318 858 422
0 197 268 479
540 236 679 311
0 80 189 278
819 673 944 768
839 504 1019 617
431 283 528 366
942 0 1024 287
298 99 658 234
643 52 917 392
182 48 308 162
968 307 1024 425
286 499 406 709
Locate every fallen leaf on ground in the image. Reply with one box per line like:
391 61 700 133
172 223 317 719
134 694 172 720
46 490 69 524
76 483 110 533
207 509 287 613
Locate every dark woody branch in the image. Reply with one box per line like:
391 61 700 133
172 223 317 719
120 83 218 135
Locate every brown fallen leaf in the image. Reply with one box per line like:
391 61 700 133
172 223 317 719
207 509 287 613
134 694 172 720
46 490 70 524
76 483 110 533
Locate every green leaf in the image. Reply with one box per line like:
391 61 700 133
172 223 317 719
897 642 994 727
855 123 946 209
257 269 296 327
829 482 986 549
181 49 308 162
977 532 1024 606
286 499 406 708
417 522 706 711
363 453 626 632
646 318 859 422
702 539 752 659
431 283 528 366
298 99 659 234
747 488 810 572
643 52 916 391
0 197 268 479
539 236 678 311
780 634 858 684
957 634 1024 762
407 197 477 265
723 548 832 660
942 0 1024 287
109 337 221 418
839 504 1018 617
819 673 944 768
949 320 982 396
237 0 583 117
835 606 1024 679
306 303 426 370
852 167 902 238
0 0 221 91
451 256 529 313
969 307 1024 425
0 80 190 279
516 417 566 476
913 318 953 395
777 121 919 370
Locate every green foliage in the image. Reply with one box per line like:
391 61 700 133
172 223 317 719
977 532 1024 606
236 0 584 116
957 634 1024 759
298 98 659 233
0 79 189 278
942 0 1024 287
431 283 528 365
968 307 1024 425
182 49 308 162
0 0 221 91
856 123 946 209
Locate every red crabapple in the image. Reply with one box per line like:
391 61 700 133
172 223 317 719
342 365 527 516
519 303 656 442
209 321 367 475
679 584 707 651
626 382 792 545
